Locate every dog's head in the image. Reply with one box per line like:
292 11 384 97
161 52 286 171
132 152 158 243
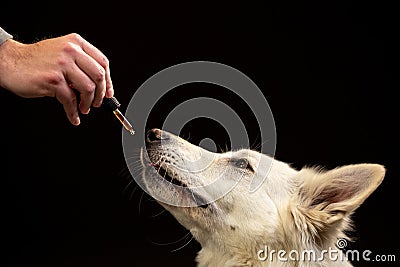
140 128 385 258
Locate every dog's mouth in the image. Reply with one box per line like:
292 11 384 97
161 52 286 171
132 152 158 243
149 162 209 209
152 163 187 188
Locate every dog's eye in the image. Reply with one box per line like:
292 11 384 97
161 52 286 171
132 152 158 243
235 158 250 169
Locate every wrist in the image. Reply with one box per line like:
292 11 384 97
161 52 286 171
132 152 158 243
0 39 22 90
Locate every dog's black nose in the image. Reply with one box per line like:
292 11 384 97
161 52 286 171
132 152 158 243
146 128 163 143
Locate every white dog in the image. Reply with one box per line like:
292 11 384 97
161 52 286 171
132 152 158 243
140 128 385 267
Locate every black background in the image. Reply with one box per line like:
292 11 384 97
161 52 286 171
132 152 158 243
2 1 399 266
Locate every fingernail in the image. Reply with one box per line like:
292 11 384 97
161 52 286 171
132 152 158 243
74 117 81 126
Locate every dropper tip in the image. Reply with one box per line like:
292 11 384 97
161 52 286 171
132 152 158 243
129 129 136 135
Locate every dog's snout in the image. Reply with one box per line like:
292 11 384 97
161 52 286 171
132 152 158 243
146 128 164 143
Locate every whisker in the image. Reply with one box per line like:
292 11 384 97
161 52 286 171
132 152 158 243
123 164 142 175
250 133 261 151
151 208 167 218
181 131 191 142
150 231 192 247
171 169 178 187
171 234 195 252
118 166 131 177
122 179 134 194
120 166 141 182
138 191 145 215
217 143 225 153
129 185 138 200
125 160 143 166
125 161 143 169
190 187 198 205
225 142 230 153
125 155 141 161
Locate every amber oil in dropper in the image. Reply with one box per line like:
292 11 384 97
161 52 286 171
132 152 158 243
102 97 135 135
113 109 135 135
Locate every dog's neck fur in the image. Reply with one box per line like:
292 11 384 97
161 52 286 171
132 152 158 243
196 247 352 267
192 212 354 267
193 215 354 267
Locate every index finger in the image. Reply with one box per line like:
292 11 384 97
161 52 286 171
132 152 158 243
79 36 114 98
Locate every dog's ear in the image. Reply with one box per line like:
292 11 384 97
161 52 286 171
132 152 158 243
295 164 385 226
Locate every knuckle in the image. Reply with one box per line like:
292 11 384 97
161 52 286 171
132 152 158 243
62 41 78 55
66 95 77 107
46 71 64 86
59 95 77 115
97 91 106 101
100 56 109 67
85 82 96 93
106 82 113 90
94 67 106 82
56 55 69 67
68 33 83 42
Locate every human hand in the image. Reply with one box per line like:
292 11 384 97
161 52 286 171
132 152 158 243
0 33 113 125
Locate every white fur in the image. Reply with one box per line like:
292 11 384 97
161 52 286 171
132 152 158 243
141 129 385 267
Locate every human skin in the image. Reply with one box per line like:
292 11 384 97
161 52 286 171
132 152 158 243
0 33 113 125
